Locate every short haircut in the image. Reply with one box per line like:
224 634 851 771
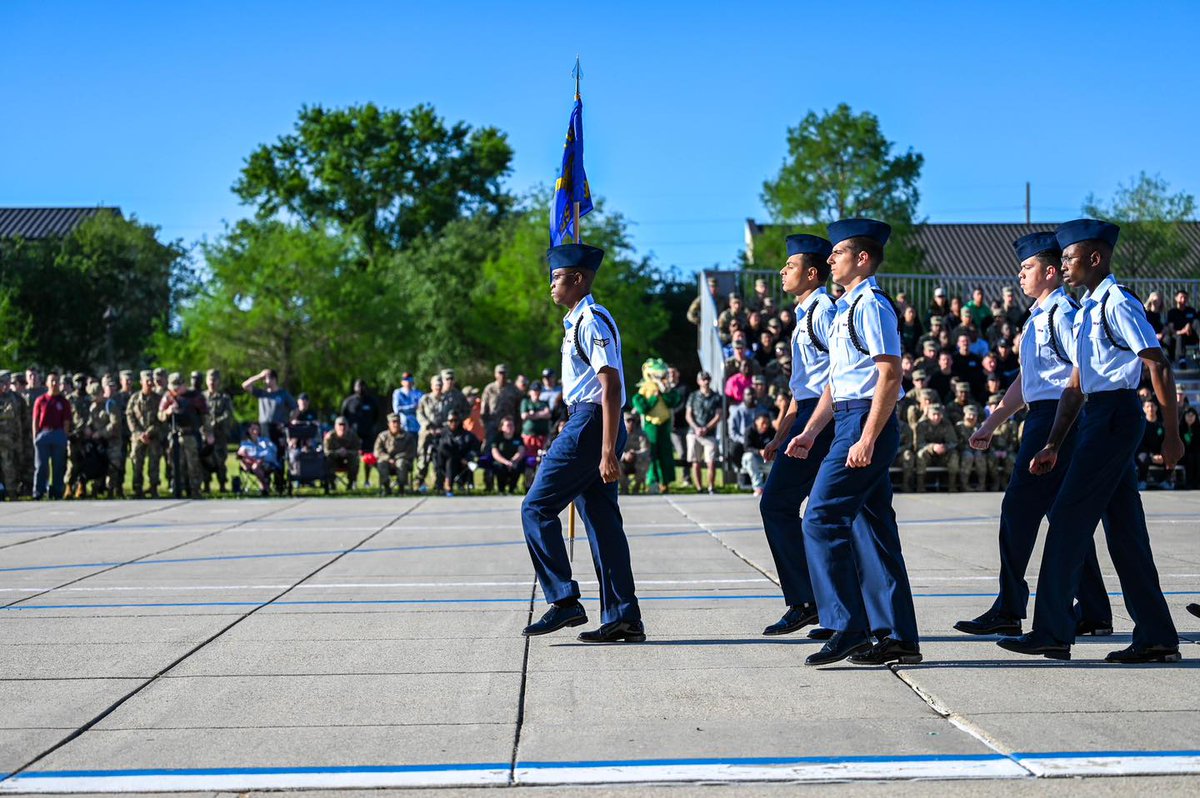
800 251 832 282
845 236 884 270
266 368 278 380
1032 251 1062 275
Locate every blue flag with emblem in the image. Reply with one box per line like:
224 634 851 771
550 96 593 246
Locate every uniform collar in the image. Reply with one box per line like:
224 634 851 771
1081 273 1118 305
1032 286 1066 315
837 276 877 309
798 287 828 315
564 293 596 329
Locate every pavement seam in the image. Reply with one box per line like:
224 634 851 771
0 497 427 784
0 500 190 553
1 501 304 609
508 580 536 785
663 497 782 587
889 667 1035 777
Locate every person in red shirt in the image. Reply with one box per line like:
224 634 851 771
32 371 73 499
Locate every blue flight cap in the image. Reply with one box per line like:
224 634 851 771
786 234 833 260
828 218 891 247
1056 218 1119 250
547 243 605 275
1013 232 1061 263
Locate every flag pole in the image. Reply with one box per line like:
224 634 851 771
568 56 582 563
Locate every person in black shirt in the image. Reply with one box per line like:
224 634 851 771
489 416 526 495
1165 290 1198 364
437 411 479 496
340 379 380 459
928 351 955 402
951 335 986 400
1135 400 1167 489
1181 406 1199 490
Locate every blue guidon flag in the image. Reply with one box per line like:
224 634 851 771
550 97 593 246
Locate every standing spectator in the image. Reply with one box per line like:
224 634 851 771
204 369 235 493
242 369 297 473
437 411 479 495
776 307 795 339
439 369 471 419
1136 399 1167 489
126 371 164 498
32 372 72 499
488 416 526 495
1144 292 1168 349
1180 407 1199 490
340 379 381 465
723 338 759 378
1165 290 1198 364
929 351 955 401
391 373 423 436
965 286 994 333
520 381 551 455
927 287 951 328
717 294 748 344
1000 287 1026 330
481 364 522 439
374 413 417 495
686 371 722 494
237 422 281 496
463 388 486 444
158 373 208 499
748 277 771 313
290 393 318 423
740 413 776 497
620 412 651 494
951 334 986 400
323 416 362 489
666 365 690 484
686 276 721 325
724 360 754 403
0 372 21 499
416 375 447 487
945 295 964 330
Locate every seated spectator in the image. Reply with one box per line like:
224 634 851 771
926 287 950 328
740 413 776 497
945 295 964 330
488 416 525 495
237 422 281 496
687 276 721 326
955 405 986 491
717 294 748 344
1181 407 1199 490
754 330 777 369
748 277 771 313
1166 290 1198 364
900 306 924 355
463 387 486 443
323 417 362 489
776 307 795 338
965 286 994 332
746 310 765 340
437 411 480 496
1000 286 1025 330
950 307 979 346
290 392 318 423
727 392 764 463
915 338 940 375
916 404 960 492
946 380 983 425
1136 399 1168 489
894 412 915 492
724 360 754 403
952 334 986 399
686 371 722 494
391 372 423 436
724 336 759 377
929 351 955 400
374 413 416 496
520 381 551 455
765 317 783 341
620 412 651 494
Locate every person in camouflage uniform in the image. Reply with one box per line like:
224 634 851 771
109 370 135 497
158 372 207 498
916 404 961 492
84 382 122 497
955 405 986 492
893 409 916 493
982 394 1018 491
0 371 23 499
19 367 47 496
323 417 362 489
204 369 235 492
416 375 450 486
126 370 164 498
945 380 983 425
373 413 417 495
65 373 91 497
619 412 651 495
907 388 938 433
98 377 126 496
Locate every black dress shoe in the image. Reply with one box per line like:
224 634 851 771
805 631 872 666
763 603 819 636
807 627 834 641
522 603 588 637
1076 618 1114 636
578 620 646 643
849 637 923 665
954 609 1022 636
1186 603 1200 620
997 634 1071 660
1104 644 1182 664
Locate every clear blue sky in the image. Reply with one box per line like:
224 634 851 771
3 1 1198 273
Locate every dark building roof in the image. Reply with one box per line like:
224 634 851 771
746 219 1200 279
0 207 121 240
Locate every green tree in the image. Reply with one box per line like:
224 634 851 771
1083 172 1198 278
0 212 186 371
152 221 390 411
759 103 925 272
233 103 514 262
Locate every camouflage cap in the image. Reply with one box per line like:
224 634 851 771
988 393 1004 404
440 368 455 379
73 372 86 384
920 388 938 401
206 368 221 379
912 369 928 380
167 372 183 387
139 370 153 381
928 403 945 413
119 369 133 380
101 374 115 387
190 370 203 380
86 382 102 397
953 381 970 392
386 413 400 423
153 367 167 379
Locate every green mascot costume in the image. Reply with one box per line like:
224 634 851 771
630 358 682 493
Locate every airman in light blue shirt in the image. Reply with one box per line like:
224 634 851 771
828 276 904 403
789 287 835 401
1072 274 1160 394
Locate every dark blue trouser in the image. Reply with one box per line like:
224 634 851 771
520 403 640 624
991 401 1111 623
34 429 67 499
1032 390 1177 648
759 398 833 607
803 406 919 643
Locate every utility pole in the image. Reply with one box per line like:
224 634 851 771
1025 182 1031 225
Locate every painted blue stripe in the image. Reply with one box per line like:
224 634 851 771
5 591 1198 612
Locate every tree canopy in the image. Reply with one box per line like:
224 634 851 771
759 103 924 272
233 103 514 262
1083 172 1198 278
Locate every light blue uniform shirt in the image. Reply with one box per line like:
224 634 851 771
1072 274 1159 394
561 294 627 406
1019 287 1079 403
829 276 904 402
790 288 835 401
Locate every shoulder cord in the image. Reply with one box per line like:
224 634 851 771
848 288 902 356
1098 285 1140 352
573 307 619 367
805 293 832 353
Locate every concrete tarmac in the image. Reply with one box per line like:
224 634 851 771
0 492 1197 794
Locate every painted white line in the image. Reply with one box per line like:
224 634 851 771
1018 753 1200 777
0 578 771 594
515 758 1028 784
0 769 509 793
